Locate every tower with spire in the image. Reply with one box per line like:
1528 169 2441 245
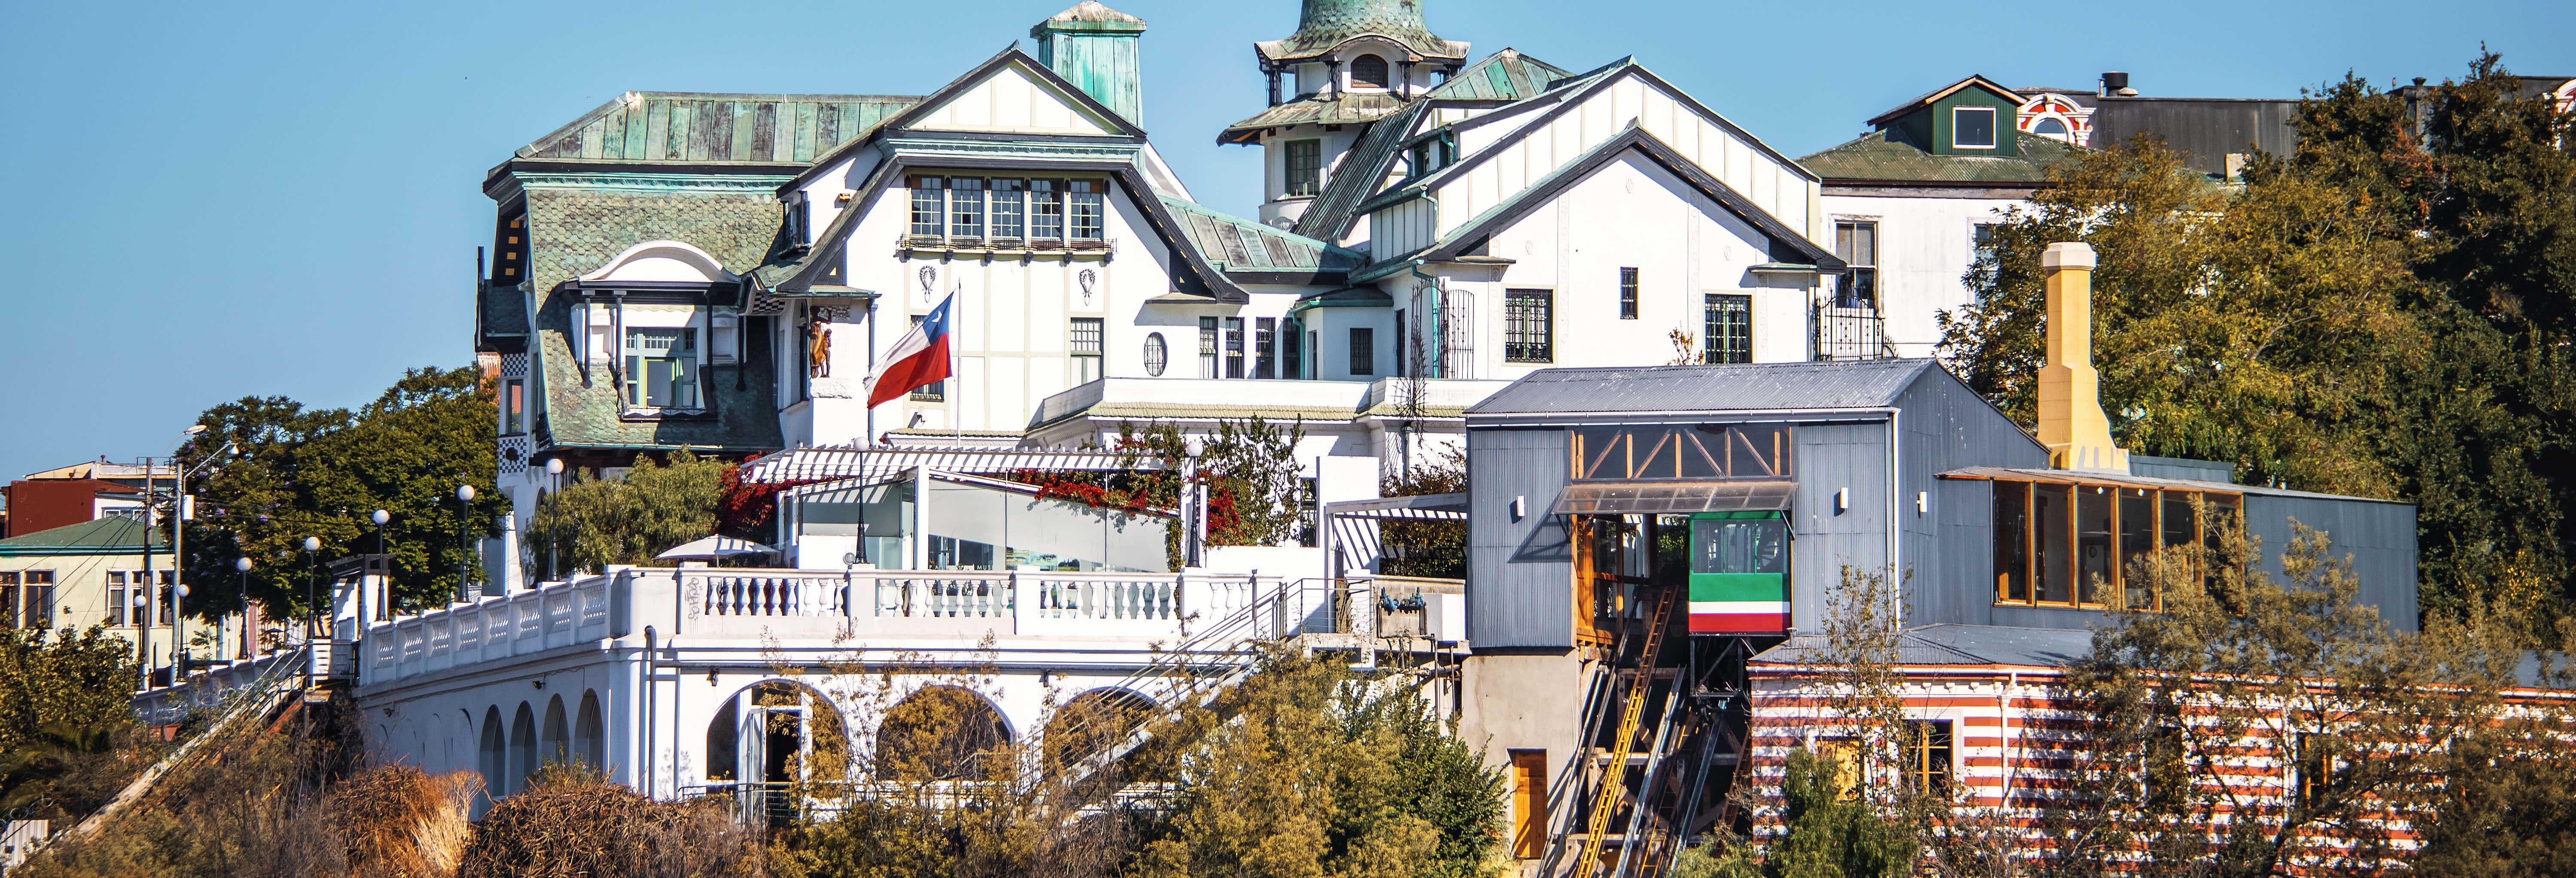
1220 0 1467 228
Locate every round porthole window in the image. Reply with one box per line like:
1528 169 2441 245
1143 332 1168 377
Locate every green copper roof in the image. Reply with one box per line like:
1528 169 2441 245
1798 130 2080 184
1157 194 1362 276
1431 49 1572 102
1258 0 1465 63
0 517 164 557
510 92 923 167
523 186 787 453
1220 92 1407 143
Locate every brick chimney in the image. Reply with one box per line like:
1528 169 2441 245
2037 242 2129 472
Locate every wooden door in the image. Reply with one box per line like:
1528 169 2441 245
1511 749 1549 859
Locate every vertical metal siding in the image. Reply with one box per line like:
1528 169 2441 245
2245 495 2419 631
1890 374 2050 629
1790 423 1888 634
1467 428 1576 648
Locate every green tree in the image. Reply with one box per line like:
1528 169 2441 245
182 366 503 617
528 450 727 574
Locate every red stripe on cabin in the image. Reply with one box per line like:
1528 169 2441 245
1690 613 1787 634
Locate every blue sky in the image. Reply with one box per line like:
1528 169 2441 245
1 0 2569 480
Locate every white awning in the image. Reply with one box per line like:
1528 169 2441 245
1324 492 1468 522
654 536 779 560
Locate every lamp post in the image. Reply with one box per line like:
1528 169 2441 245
302 537 322 642
371 509 389 625
234 556 252 661
455 485 476 604
544 459 564 582
173 580 191 679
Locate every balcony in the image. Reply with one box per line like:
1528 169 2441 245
349 567 1319 687
1813 304 1895 361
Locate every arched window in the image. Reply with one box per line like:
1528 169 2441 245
542 695 569 769
2033 117 2069 139
1042 688 1163 780
575 690 605 769
706 681 849 788
1143 333 1168 377
510 702 538 794
876 686 1012 781
1350 54 1390 90
478 707 506 809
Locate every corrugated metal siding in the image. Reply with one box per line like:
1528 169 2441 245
1467 427 1576 648
1889 374 2052 629
2245 495 2419 631
1790 422 1890 633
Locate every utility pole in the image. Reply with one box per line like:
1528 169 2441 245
137 456 154 691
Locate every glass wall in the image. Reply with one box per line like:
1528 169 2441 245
796 476 1173 573
1991 479 2238 611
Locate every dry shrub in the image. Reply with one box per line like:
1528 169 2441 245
455 764 765 878
334 763 479 878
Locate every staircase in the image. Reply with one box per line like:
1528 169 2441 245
1549 591 1762 878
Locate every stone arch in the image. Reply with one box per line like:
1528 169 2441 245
510 702 538 794
876 684 1013 781
542 694 570 768
1042 687 1162 779
575 690 605 769
477 706 506 808
704 679 849 788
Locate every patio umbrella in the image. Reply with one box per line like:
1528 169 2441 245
654 536 779 561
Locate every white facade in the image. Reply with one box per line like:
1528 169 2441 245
1820 192 2021 358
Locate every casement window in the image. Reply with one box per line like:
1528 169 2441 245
1405 133 1457 179
1283 319 1305 380
908 315 945 401
909 176 946 238
107 572 129 627
500 377 527 435
1253 317 1277 379
1223 316 1246 378
1071 318 1105 384
1068 180 1106 242
1953 106 1998 149
1198 317 1219 378
1971 222 2002 296
1902 720 1954 797
989 179 1027 241
783 195 809 245
623 328 700 410
1834 221 1878 309
1031 179 1065 240
1349 54 1390 90
0 571 53 629
1990 477 2239 610
948 176 986 240
1504 289 1554 363
1284 140 1323 197
1703 293 1752 364
1619 267 1640 319
1142 332 1168 377
1348 327 1374 375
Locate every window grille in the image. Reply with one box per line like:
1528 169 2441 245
1619 267 1639 319
1703 293 1751 363
909 176 945 238
1284 140 1323 197
1504 289 1553 363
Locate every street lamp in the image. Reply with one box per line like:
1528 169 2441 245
234 556 253 661
543 460 565 581
302 537 322 642
370 510 389 624
173 580 191 678
455 485 476 604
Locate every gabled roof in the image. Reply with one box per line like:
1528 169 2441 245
1256 0 1467 64
0 517 165 557
1798 129 2081 185
1156 195 1362 283
1432 49 1573 102
1466 359 1941 418
1358 124 1841 275
785 46 1147 193
1865 74 2025 127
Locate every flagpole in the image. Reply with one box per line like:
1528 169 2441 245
953 280 965 449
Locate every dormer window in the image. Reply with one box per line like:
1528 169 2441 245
1349 54 1390 90
1952 106 1998 149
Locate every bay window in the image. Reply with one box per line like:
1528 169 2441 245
625 328 700 410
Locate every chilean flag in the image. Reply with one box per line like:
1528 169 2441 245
866 294 955 407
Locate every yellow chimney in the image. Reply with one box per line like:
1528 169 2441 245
2036 242 2129 472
